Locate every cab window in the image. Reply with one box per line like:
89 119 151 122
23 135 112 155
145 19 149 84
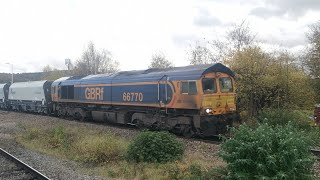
202 78 216 94
181 81 197 95
61 85 74 99
219 77 233 93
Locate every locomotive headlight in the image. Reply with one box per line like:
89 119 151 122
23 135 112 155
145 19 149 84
206 109 212 113
229 107 235 111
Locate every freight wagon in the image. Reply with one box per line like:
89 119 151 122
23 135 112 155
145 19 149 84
7 81 52 113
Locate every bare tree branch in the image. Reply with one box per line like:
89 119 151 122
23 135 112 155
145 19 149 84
227 20 257 51
74 41 119 75
149 52 174 68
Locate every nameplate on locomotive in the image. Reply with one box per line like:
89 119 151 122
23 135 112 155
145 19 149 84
85 87 104 100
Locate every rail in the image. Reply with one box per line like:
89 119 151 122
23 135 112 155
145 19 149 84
0 147 50 180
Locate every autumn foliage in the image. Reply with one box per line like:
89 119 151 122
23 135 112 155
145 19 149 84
226 47 315 116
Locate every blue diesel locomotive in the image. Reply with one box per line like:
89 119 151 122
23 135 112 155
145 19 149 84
51 63 238 136
0 63 238 136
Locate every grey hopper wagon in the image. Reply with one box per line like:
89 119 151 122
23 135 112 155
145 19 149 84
8 80 53 114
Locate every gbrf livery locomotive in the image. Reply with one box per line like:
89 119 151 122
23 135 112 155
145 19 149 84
0 63 238 136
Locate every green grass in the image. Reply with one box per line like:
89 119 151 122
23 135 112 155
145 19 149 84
73 134 128 164
17 125 128 163
15 122 225 179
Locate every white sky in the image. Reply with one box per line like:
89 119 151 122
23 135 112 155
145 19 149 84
0 0 319 73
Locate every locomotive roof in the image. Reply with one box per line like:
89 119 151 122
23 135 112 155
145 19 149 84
54 63 234 85
135 63 233 76
86 63 234 80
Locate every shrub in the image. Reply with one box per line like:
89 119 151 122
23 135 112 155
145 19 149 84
47 125 72 149
258 109 312 130
73 134 127 163
126 131 184 163
203 167 229 180
167 162 227 180
307 126 320 147
220 124 315 179
25 127 42 140
167 162 193 180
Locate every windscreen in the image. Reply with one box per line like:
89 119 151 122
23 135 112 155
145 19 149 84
202 78 216 94
219 77 233 93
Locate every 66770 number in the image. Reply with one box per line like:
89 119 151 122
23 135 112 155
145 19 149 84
122 92 143 102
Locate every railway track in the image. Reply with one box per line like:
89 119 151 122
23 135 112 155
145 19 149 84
0 148 50 180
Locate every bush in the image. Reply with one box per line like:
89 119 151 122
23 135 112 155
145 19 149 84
220 124 315 179
126 131 184 163
307 126 320 147
47 125 72 149
258 109 312 130
73 134 127 163
167 162 227 180
25 127 42 140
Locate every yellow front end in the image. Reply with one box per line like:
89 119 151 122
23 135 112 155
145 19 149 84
198 74 237 136
201 94 236 115
200 73 236 116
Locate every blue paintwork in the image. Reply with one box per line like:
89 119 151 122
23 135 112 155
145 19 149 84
70 83 172 105
52 63 233 105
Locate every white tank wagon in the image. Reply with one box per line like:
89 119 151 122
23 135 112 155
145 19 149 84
8 80 53 114
0 83 9 109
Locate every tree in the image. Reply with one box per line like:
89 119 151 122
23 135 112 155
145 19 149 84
42 70 66 81
188 41 213 65
148 52 173 68
226 20 256 52
305 21 320 102
306 21 320 79
74 42 119 75
227 47 315 116
43 65 53 72
212 20 257 64
42 65 69 80
227 46 271 115
273 51 315 108
189 20 257 65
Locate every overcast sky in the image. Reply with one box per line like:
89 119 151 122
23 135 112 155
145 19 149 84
0 0 319 73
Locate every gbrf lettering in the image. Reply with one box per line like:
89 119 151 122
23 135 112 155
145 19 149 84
85 87 104 100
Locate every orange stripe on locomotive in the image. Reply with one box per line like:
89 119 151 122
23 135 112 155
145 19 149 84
51 63 237 116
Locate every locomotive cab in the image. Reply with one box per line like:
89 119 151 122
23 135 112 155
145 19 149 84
200 72 236 116
197 72 237 136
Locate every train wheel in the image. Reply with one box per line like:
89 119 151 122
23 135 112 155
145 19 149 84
182 125 194 138
73 108 86 121
131 118 144 129
41 109 46 116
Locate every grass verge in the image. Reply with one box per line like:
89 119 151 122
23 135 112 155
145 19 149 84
15 122 224 179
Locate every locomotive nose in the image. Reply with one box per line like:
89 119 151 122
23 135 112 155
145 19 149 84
201 94 236 115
